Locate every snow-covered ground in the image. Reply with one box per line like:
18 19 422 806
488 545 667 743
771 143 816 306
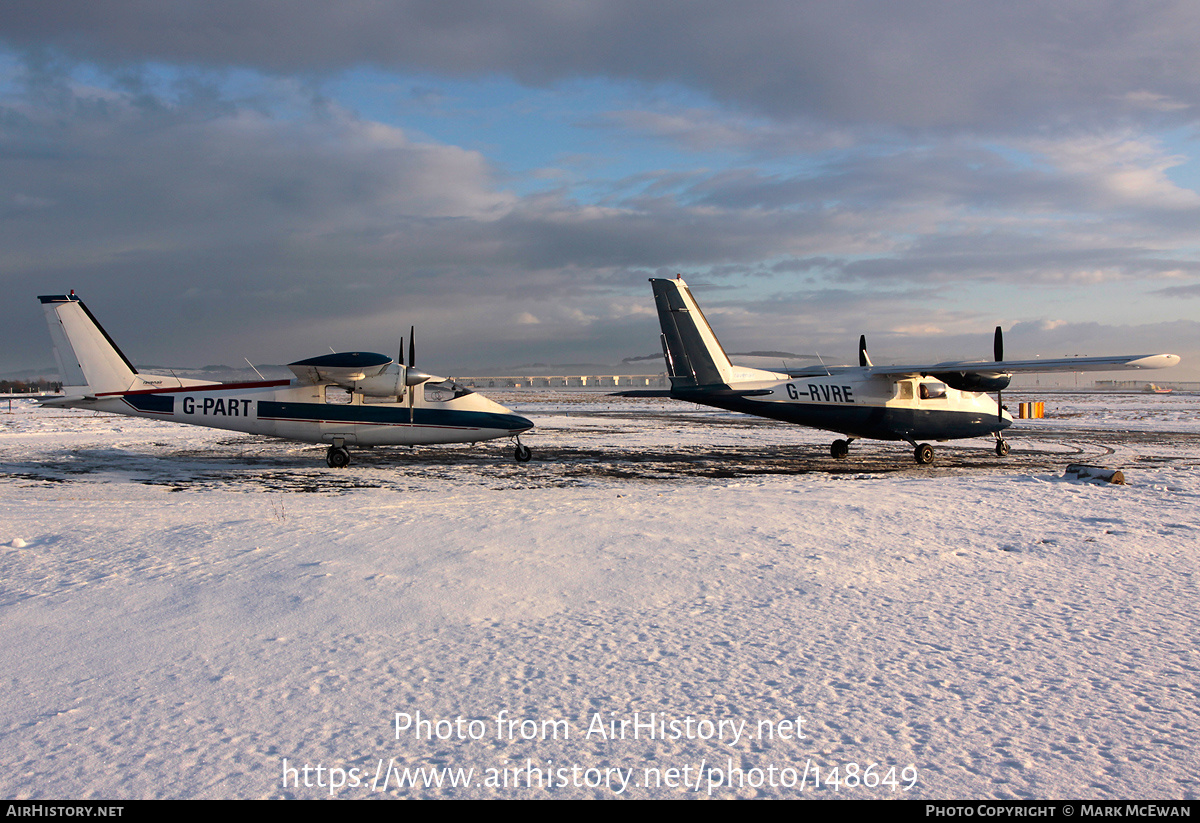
1 392 1198 799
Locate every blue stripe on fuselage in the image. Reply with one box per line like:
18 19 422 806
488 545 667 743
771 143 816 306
122 393 174 415
674 389 1007 441
257 401 532 432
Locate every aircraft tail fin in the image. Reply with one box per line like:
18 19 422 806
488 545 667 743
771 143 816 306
39 293 216 395
40 293 142 394
650 277 734 388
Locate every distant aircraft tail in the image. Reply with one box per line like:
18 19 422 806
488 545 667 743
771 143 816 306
39 293 215 396
650 277 735 388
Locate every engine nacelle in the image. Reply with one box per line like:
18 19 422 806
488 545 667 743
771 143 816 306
353 366 405 397
351 365 439 397
289 351 392 385
932 371 1011 392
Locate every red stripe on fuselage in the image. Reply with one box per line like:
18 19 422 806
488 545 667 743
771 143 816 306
97 379 292 397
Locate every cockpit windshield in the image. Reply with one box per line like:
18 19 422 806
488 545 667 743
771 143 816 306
919 381 948 400
423 379 475 402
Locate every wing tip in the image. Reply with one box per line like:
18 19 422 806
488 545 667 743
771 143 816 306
1127 354 1181 370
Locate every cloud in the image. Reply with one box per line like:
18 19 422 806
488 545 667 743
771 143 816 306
4 6 1200 378
1154 283 1200 298
4 1 1200 132
1023 134 1200 210
592 108 854 156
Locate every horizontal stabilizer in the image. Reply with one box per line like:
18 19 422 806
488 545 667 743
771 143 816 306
673 386 775 398
609 389 674 398
36 394 92 406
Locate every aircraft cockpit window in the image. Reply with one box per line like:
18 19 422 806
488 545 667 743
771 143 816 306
919 381 948 400
424 379 475 402
896 381 914 400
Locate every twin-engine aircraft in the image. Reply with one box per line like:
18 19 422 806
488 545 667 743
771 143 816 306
38 293 533 467
650 276 1180 464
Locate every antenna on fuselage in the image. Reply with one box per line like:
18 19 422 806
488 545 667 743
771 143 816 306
815 353 831 376
244 357 265 380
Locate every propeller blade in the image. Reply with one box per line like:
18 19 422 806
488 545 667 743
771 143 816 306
407 326 415 423
398 337 404 367
994 327 1005 426
858 335 873 368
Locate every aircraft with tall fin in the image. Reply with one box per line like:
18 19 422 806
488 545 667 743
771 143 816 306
649 276 1180 464
37 292 534 467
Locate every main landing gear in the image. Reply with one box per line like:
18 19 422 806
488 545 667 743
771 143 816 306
832 437 1009 465
833 437 934 464
912 438 1007 464
324 441 532 468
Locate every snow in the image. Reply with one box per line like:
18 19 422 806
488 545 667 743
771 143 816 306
1 392 1198 799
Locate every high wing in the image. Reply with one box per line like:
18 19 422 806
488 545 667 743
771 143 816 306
783 320 1179 391
783 353 1181 379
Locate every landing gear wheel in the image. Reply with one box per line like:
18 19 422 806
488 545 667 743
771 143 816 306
914 443 934 465
995 439 1010 457
514 443 532 463
830 439 850 459
326 446 351 468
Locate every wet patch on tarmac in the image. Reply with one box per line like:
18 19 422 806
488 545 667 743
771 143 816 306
6 408 1196 494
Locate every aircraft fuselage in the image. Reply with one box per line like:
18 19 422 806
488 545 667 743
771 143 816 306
82 379 533 448
673 371 1010 442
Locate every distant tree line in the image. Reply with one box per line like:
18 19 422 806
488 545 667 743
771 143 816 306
1 379 62 393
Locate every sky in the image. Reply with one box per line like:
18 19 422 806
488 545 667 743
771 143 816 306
3 1 1200 378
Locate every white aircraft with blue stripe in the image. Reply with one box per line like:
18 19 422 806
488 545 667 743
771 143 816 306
650 276 1180 464
38 292 534 468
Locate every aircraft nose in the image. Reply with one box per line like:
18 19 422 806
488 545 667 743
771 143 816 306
506 414 534 433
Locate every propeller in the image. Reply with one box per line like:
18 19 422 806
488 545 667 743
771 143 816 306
407 325 415 424
858 335 873 368
994 325 1004 426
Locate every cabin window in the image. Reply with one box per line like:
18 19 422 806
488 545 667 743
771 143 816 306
919 381 948 400
323 386 352 404
896 381 914 400
363 391 401 405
